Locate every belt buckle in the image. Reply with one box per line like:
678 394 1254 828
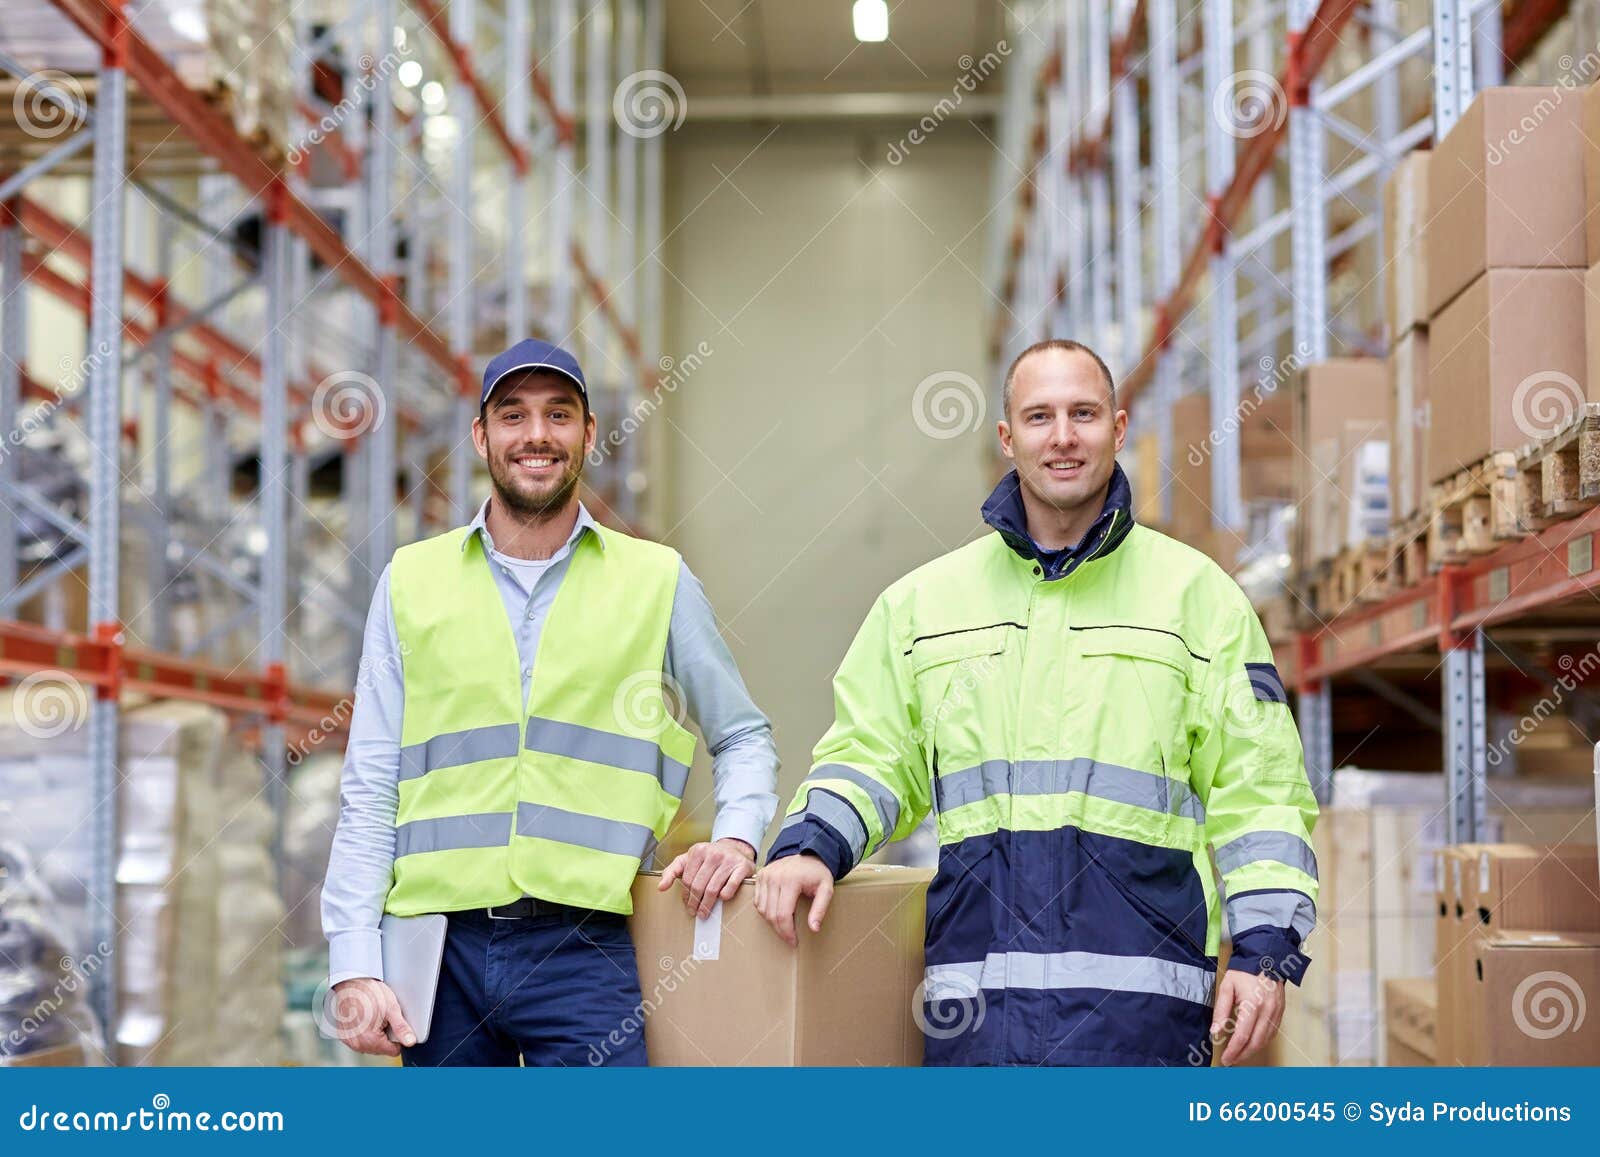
486 900 528 920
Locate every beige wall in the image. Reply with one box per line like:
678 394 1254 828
654 119 998 842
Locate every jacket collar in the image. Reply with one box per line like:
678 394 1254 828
981 460 1135 580
462 497 604 555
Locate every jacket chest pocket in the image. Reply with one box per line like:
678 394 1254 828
907 625 1011 779
1071 626 1198 790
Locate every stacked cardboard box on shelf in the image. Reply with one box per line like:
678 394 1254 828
1384 151 1430 522
1290 359 1390 579
1273 769 1595 1066
1166 389 1295 571
1426 87 1593 483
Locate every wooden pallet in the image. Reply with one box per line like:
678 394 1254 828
1387 511 1431 586
1514 402 1600 530
1425 451 1521 568
1304 537 1392 618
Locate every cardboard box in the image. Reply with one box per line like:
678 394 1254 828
1383 976 1436 1065
1388 328 1430 521
1436 844 1498 1065
1466 843 1600 933
1168 388 1294 555
1426 267 1587 479
1583 83 1600 265
1427 87 1587 318
1384 150 1430 340
1466 930 1600 1064
627 865 932 1066
1292 360 1389 567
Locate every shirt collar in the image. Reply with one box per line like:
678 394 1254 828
461 498 605 555
980 460 1135 580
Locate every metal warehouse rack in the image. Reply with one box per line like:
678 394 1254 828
0 0 667 1034
992 0 1591 850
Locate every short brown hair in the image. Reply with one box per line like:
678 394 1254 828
1002 339 1116 416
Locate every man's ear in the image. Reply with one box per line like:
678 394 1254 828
997 419 1014 461
471 414 489 460
1112 408 1128 454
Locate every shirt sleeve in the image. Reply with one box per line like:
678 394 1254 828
321 566 404 986
1191 591 1321 986
766 592 931 879
665 559 780 853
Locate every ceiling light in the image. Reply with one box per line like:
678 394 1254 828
852 0 888 42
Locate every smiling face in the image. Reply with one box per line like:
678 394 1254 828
997 345 1127 516
471 371 595 517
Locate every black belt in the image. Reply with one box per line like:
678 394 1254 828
481 897 598 921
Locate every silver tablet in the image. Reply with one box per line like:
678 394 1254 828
379 912 448 1045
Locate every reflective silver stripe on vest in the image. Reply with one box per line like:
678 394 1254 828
398 723 523 782
780 788 869 865
524 716 691 799
805 763 901 846
394 812 513 857
1214 830 1319 879
515 802 655 859
1225 889 1316 940
933 757 1205 823
923 950 1215 1007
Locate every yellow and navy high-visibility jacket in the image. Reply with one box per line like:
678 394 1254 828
767 463 1319 1066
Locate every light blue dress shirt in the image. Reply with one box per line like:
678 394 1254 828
321 500 780 984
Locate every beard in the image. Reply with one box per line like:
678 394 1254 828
486 445 584 517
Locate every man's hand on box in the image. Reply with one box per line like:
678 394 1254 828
754 853 834 947
659 837 757 918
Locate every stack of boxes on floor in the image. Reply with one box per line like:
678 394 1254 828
1273 770 1596 1066
1430 843 1600 1065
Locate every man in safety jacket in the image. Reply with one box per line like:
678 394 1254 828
755 338 1318 1066
322 339 778 1065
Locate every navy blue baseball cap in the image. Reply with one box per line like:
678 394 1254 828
480 338 588 408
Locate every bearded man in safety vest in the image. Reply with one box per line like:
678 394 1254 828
756 339 1319 1066
323 338 778 1066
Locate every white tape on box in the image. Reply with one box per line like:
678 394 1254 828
693 900 723 960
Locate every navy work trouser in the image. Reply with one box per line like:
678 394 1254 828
401 906 648 1067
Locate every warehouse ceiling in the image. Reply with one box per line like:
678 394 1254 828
665 0 1007 99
